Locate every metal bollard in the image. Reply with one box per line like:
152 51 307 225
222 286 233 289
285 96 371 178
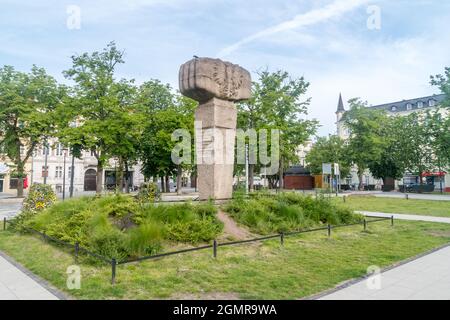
111 258 117 285
213 240 217 258
405 194 409 200
74 242 79 263
280 233 284 245
363 219 367 231
391 215 394 227
3 217 6 231
327 224 331 237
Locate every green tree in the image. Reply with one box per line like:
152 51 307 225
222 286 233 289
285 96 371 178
343 98 387 190
430 67 450 168
138 82 196 193
431 67 450 107
305 135 350 178
60 41 135 194
367 116 406 187
0 65 62 197
396 112 434 185
246 70 318 189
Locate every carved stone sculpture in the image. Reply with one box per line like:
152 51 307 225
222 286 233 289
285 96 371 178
179 57 251 200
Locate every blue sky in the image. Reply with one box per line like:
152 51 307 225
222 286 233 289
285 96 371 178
1 0 449 136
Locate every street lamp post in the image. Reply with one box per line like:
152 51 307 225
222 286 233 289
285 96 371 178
62 148 68 201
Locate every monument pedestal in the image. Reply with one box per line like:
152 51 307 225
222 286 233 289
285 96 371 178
179 57 251 201
195 98 236 200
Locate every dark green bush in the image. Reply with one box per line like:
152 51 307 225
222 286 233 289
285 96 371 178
224 192 362 234
23 195 222 260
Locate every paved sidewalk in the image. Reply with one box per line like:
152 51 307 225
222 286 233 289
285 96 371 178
0 253 59 300
319 245 450 300
359 211 450 224
340 191 450 201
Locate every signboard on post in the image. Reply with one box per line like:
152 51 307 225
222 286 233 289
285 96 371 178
334 163 340 176
322 163 332 175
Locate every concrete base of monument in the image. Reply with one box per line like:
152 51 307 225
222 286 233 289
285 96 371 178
197 164 234 200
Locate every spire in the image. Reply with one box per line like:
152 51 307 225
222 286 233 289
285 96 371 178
336 93 345 113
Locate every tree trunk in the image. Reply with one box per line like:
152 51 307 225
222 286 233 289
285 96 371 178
165 175 170 193
176 165 182 195
124 161 130 193
279 158 284 190
17 163 24 198
358 171 364 191
249 164 254 192
96 163 103 194
160 176 165 193
117 158 124 193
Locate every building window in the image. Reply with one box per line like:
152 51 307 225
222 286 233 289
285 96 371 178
429 99 436 107
391 106 397 111
406 103 412 110
55 166 63 178
42 166 49 178
55 143 63 156
417 101 424 108
9 178 18 189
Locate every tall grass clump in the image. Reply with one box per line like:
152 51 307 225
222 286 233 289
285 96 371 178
19 194 222 260
224 192 362 234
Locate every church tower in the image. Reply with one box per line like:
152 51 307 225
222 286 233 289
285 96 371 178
336 93 346 138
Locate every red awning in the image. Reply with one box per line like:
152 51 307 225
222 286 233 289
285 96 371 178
423 171 447 177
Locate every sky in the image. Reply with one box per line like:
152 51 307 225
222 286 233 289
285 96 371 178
1 0 449 136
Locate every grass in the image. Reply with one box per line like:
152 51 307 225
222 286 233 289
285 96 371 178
1 219 450 299
333 195 450 217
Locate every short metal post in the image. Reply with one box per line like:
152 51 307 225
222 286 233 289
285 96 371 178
327 224 331 237
74 242 79 263
213 240 217 258
363 219 367 231
391 215 394 227
405 194 409 200
280 232 284 245
111 258 117 285
3 217 6 231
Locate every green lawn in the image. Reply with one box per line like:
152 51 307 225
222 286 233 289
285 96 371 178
1 220 450 299
333 196 450 217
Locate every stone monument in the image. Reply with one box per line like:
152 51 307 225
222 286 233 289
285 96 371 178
179 57 251 200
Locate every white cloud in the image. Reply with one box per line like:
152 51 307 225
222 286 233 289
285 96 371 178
217 0 370 58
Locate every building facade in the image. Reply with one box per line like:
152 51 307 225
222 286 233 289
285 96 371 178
0 138 146 196
336 93 450 192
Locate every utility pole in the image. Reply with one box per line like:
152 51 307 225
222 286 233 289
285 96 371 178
69 147 75 198
62 148 67 200
43 139 48 185
245 143 249 194
438 157 443 194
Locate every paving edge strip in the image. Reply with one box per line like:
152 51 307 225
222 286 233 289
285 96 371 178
0 250 69 300
305 241 450 300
